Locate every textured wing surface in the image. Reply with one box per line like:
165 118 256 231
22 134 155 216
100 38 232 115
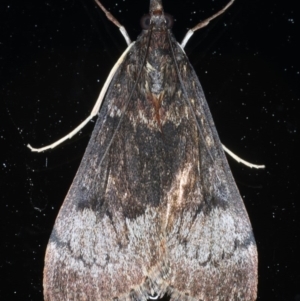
43 35 170 301
164 37 258 301
44 27 257 301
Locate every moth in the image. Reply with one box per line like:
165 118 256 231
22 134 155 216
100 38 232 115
29 0 260 300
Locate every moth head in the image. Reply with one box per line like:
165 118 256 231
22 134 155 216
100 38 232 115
141 0 173 30
140 13 173 30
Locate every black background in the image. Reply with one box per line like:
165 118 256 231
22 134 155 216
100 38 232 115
1 0 299 300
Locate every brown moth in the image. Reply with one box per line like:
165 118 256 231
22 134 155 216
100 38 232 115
36 0 258 300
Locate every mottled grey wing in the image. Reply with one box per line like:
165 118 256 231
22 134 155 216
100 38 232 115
164 38 258 301
43 41 169 301
43 27 257 301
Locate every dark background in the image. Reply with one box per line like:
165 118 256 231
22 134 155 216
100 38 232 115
1 0 299 300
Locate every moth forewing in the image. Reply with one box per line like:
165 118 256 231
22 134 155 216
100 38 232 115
166 28 258 300
43 1 258 301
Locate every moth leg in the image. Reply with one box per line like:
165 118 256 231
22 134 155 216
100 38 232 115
181 0 235 48
27 42 135 152
223 144 265 169
94 0 131 46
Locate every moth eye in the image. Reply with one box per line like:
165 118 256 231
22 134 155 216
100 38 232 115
140 14 151 29
164 13 174 29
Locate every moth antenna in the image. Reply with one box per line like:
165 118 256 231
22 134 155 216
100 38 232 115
27 43 135 152
222 144 265 169
181 0 235 48
94 0 131 46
